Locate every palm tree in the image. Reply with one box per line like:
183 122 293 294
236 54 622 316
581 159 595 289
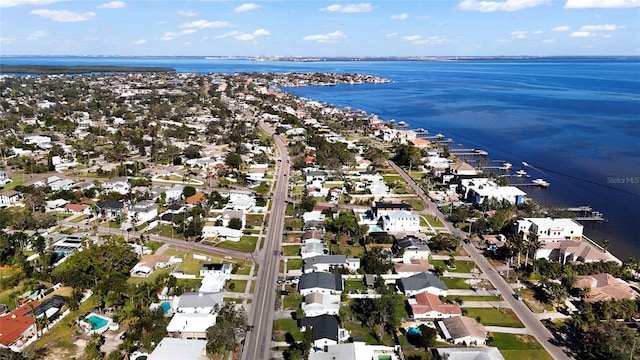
525 234 542 268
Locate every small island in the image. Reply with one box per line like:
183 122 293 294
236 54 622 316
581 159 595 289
0 64 175 74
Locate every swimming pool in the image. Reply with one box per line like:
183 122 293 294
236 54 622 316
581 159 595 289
406 326 422 336
160 301 171 314
85 314 109 331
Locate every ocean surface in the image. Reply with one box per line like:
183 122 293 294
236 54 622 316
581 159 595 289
1 56 639 259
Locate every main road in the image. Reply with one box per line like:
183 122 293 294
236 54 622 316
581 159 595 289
388 160 571 360
241 123 290 360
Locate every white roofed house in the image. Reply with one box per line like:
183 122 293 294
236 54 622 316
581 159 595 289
515 218 583 242
303 255 360 274
172 292 224 314
129 200 158 225
302 292 341 317
166 313 217 340
102 176 130 195
381 210 420 233
165 185 185 203
220 209 245 228
201 226 243 242
459 178 526 206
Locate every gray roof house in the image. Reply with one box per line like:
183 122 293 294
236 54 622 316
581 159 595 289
300 314 349 349
172 292 224 314
397 272 448 297
299 273 344 296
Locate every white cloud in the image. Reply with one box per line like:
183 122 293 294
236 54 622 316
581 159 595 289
303 30 347 43
533 30 543 34
234 3 260 13
26 30 47 40
570 31 593 37
580 24 618 31
512 30 528 38
98 1 125 9
552 26 570 31
133 39 147 44
0 0 59 8
391 13 408 20
177 10 197 16
216 31 240 39
402 35 449 44
253 29 270 36
30 9 96 22
322 3 372 13
180 29 197 35
387 32 398 38
565 0 640 8
457 0 551 12
161 32 178 41
543 38 556 43
236 33 254 41
180 19 229 29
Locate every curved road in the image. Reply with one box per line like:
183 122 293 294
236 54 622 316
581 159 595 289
388 160 571 360
241 123 290 360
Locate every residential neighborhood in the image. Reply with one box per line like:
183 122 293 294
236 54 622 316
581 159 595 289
0 69 636 360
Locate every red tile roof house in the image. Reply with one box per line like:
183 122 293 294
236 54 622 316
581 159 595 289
408 292 462 320
64 203 91 215
0 302 39 350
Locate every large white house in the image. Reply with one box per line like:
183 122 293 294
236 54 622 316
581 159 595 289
102 176 130 195
460 178 526 206
515 217 583 241
129 200 158 224
380 210 420 233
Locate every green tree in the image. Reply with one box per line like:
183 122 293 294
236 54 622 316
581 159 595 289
182 186 196 198
206 304 247 355
228 217 243 230
225 152 243 169
360 247 393 274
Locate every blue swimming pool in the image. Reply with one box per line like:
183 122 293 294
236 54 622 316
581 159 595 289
160 301 171 314
406 326 422 336
86 315 108 330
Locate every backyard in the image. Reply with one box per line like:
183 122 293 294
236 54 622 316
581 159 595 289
491 332 554 360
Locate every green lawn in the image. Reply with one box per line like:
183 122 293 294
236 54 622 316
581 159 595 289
284 218 304 231
283 293 303 310
234 263 252 275
430 260 478 273
273 319 302 342
282 245 301 257
286 258 302 271
491 332 554 360
345 279 368 292
146 241 164 254
464 308 524 327
246 214 264 227
69 214 89 223
441 277 471 289
225 279 248 293
442 295 503 302
423 215 445 227
216 236 258 252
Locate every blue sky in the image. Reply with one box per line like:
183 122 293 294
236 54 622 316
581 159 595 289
1 0 639 56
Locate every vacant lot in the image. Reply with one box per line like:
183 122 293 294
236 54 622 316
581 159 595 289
491 332 554 360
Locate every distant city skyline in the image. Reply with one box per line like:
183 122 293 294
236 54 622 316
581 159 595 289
1 0 639 57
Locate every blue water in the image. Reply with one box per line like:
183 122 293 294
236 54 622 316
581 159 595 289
1 56 639 257
407 326 422 336
86 314 108 330
160 301 171 314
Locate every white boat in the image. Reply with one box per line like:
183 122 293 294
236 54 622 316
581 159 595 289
533 178 550 187
398 121 408 127
516 170 529 177
501 162 513 170
522 161 529 167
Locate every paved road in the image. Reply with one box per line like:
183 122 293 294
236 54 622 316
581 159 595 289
389 161 572 360
241 123 290 360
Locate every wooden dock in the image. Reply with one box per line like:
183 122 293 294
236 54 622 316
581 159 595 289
568 206 606 221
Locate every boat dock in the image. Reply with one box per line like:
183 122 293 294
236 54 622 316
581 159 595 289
568 206 606 221
449 148 489 157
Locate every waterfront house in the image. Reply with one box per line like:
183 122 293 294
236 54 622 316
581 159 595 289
397 272 448 297
460 178 526 206
515 217 583 241
574 273 638 303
